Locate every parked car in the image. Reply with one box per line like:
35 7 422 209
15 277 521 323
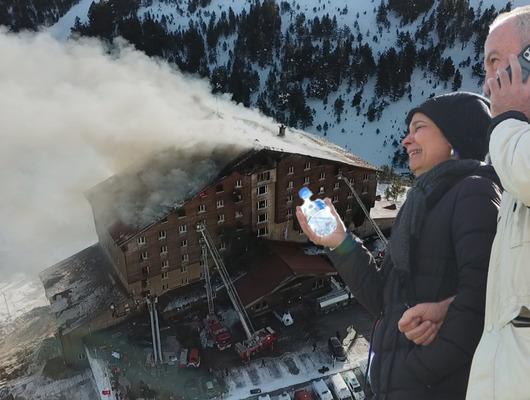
342 370 365 400
311 379 334 400
273 309 294 326
250 388 262 395
294 389 315 400
257 395 271 400
204 380 217 400
277 392 291 400
329 373 353 400
328 336 346 362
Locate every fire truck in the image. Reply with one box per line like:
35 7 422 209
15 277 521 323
197 224 277 361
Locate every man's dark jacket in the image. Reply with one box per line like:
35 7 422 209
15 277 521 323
328 167 501 400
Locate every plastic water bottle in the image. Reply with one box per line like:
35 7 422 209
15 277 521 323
298 187 337 237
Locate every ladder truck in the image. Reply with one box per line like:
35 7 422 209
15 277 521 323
201 237 232 351
197 223 277 362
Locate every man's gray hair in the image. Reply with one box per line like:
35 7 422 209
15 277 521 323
490 6 530 46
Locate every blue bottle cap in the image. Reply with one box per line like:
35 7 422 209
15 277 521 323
298 187 313 199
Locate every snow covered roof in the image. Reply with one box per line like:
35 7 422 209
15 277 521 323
235 240 336 308
39 244 128 335
87 126 376 245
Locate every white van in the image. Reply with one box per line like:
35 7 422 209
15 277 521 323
342 370 365 400
329 373 353 400
311 379 334 400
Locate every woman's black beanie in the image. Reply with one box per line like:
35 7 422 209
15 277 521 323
405 92 491 161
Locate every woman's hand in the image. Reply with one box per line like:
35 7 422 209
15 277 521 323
295 198 348 249
398 296 456 346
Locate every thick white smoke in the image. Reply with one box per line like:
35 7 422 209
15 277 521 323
0 29 276 277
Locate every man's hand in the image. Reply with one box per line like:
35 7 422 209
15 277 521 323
485 54 530 119
295 198 348 249
398 296 455 346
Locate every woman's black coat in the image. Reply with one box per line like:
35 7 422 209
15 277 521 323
328 167 501 400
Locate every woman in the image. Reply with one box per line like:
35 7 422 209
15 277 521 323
297 92 501 400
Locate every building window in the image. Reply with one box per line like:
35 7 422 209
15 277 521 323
287 194 293 203
219 241 226 251
140 251 149 260
257 213 268 223
216 199 224 208
319 186 325 194
162 283 169 291
304 161 311 170
257 171 271 182
162 272 169 280
347 192 353 199
304 177 310 185
199 258 206 267
336 167 343 176
333 195 339 203
233 192 243 203
179 225 187 234
287 208 293 218
160 245 168 254
334 182 340 190
177 208 186 218
200 272 205 279
287 181 294 190
198 204 206 213
216 183 224 193
257 199 268 210
217 214 225 224
158 230 166 240
200 246 207 256
235 179 242 188
181 254 189 263
162 260 169 269
257 226 268 237
288 165 294 174
347 203 352 212
319 171 326 180
257 185 268 196
138 236 146 245
180 239 188 247
235 210 243 218
181 276 189 285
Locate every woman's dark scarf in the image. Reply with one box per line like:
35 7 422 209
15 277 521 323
389 159 482 278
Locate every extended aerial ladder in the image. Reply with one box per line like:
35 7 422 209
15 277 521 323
201 241 232 351
197 223 277 361
338 174 388 246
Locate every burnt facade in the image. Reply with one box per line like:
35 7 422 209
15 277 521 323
89 150 377 300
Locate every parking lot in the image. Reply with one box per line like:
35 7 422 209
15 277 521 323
85 301 374 399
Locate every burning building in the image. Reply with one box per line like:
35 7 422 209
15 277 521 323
41 123 377 366
85 130 377 301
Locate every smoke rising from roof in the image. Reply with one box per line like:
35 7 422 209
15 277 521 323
0 28 371 279
0 29 269 276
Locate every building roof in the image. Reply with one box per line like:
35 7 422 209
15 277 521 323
87 127 377 246
234 240 336 308
39 244 128 335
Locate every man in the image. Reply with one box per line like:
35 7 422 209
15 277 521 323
466 6 530 399
399 6 530 399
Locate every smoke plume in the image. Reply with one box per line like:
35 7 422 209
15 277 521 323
0 29 276 276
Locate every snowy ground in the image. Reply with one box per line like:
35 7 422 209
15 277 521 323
3 370 97 400
0 273 48 328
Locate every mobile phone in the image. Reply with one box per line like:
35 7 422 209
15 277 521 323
499 44 530 84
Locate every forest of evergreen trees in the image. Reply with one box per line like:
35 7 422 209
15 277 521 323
2 0 513 167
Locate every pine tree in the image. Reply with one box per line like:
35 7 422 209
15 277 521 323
452 69 463 91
